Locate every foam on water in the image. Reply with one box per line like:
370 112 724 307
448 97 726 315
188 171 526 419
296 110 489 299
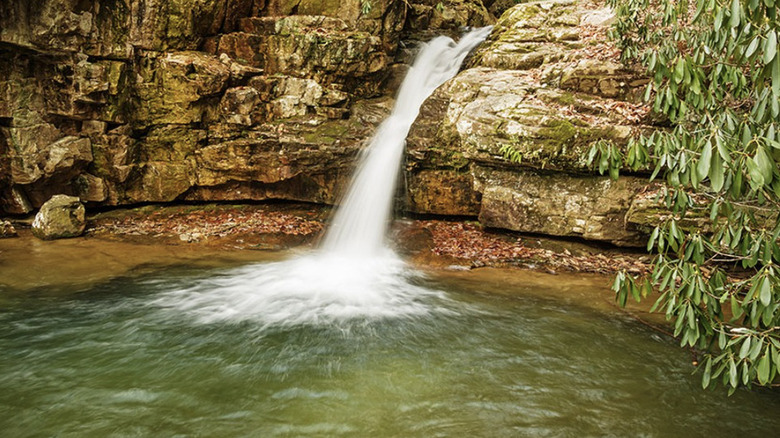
151 251 444 327
152 27 492 326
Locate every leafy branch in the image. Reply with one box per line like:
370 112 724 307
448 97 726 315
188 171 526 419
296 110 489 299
596 0 780 393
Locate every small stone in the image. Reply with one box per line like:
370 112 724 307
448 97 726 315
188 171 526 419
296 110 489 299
1 220 18 238
178 232 202 242
31 195 86 240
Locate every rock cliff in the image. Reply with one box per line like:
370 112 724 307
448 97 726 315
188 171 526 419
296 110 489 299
406 0 662 246
0 0 435 212
1 0 662 247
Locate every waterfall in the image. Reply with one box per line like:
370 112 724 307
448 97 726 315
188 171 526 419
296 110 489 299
322 26 493 257
153 28 492 326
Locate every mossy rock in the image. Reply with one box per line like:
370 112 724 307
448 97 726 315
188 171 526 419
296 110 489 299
31 194 86 240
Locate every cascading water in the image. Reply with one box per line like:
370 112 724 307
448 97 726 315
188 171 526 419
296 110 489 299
323 26 493 257
153 27 492 326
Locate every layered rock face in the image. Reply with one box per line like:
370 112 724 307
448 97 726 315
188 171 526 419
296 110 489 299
1 0 661 248
406 0 660 246
0 0 421 213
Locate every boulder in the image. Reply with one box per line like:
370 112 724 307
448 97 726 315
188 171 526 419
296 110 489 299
31 195 86 240
407 68 639 174
10 136 93 185
0 220 17 238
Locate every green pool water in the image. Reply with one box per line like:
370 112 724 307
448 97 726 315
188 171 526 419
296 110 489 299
1 262 778 437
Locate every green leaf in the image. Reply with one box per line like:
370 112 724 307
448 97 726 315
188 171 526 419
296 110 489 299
648 227 659 251
674 58 686 84
714 8 723 32
697 140 712 180
731 295 743 320
739 336 752 359
729 0 741 28
753 146 774 184
766 31 778 65
745 37 760 59
702 357 712 388
759 277 772 306
774 345 780 369
609 165 619 181
749 337 763 361
748 159 766 189
715 135 730 161
757 353 770 384
710 151 724 191
729 358 738 387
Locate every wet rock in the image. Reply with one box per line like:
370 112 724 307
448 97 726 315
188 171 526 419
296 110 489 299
406 170 481 216
1 187 34 215
0 220 17 238
75 174 108 202
31 195 86 240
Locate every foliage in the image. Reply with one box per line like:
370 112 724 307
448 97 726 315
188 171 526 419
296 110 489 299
500 143 524 164
361 0 373 16
589 0 780 392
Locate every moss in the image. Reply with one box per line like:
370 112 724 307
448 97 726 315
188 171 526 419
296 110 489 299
538 119 578 147
490 116 628 171
546 91 576 106
302 120 351 144
425 146 470 170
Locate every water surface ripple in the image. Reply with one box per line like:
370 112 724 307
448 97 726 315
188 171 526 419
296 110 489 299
1 263 779 437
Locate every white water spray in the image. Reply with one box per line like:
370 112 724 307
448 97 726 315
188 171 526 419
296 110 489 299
153 28 492 326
